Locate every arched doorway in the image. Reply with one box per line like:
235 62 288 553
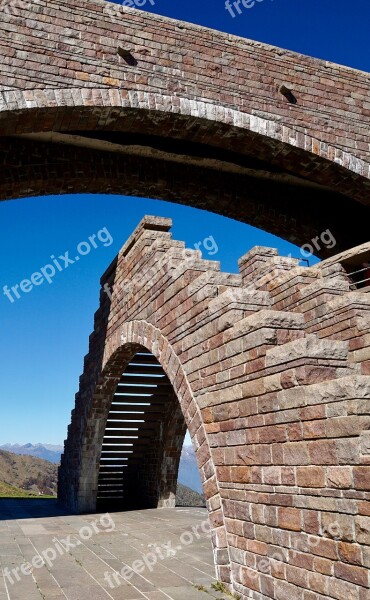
59 315 230 583
97 349 187 511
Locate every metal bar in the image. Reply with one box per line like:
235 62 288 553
348 267 369 276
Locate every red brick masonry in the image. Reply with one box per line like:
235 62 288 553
60 216 370 600
1 1 370 250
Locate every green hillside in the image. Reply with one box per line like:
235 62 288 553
0 449 204 503
0 480 43 498
0 449 58 496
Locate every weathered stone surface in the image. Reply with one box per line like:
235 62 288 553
233 310 304 335
0 501 221 600
266 334 348 367
355 516 370 546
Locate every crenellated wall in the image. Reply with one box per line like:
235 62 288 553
59 216 370 600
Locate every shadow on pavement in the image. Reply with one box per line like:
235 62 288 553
0 498 72 521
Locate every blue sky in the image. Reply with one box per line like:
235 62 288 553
0 0 368 445
130 0 370 71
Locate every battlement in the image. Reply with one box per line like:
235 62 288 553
60 217 370 600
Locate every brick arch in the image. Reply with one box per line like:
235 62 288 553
3 97 370 253
106 319 223 512
3 90 370 191
60 319 231 583
1 0 370 252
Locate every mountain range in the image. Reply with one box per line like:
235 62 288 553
0 443 203 493
0 449 58 496
178 444 203 493
0 448 204 505
0 443 64 463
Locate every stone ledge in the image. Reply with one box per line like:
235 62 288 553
120 215 173 258
266 334 348 367
277 374 370 410
233 310 304 335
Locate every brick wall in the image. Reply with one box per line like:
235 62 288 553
59 216 370 600
0 1 370 250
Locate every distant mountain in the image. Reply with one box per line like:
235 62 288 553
178 445 203 494
176 483 205 507
0 444 203 503
0 450 58 496
0 442 203 494
0 443 63 464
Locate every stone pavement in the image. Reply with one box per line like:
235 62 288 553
0 500 230 600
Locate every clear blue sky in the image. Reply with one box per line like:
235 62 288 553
0 0 368 445
129 0 370 71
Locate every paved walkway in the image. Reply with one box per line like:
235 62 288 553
0 500 230 600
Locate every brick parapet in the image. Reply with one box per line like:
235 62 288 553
59 218 370 599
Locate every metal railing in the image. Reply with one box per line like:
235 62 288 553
348 265 370 290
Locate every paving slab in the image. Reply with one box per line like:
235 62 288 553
0 499 221 600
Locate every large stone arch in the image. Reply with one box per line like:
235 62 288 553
1 1 370 252
60 215 370 598
59 320 231 583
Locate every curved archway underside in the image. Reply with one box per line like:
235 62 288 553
1 0 370 253
60 216 370 599
97 349 186 510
